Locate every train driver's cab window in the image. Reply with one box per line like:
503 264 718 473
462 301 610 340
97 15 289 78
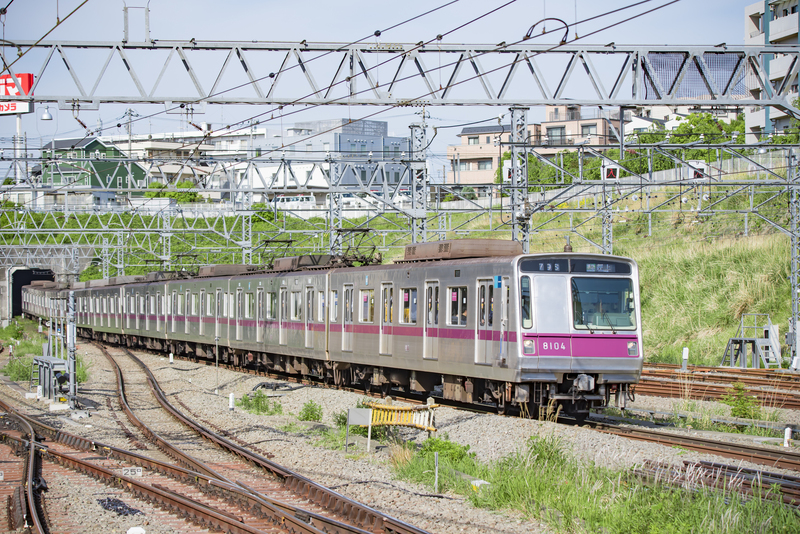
448 287 468 326
400 288 417 324
330 290 339 321
360 289 375 322
291 291 302 320
571 278 636 331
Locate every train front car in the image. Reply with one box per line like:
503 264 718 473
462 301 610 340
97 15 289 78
517 254 642 422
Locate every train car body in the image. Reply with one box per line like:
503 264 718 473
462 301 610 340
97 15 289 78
22 240 642 418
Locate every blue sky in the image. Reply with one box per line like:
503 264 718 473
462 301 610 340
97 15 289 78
1 0 762 173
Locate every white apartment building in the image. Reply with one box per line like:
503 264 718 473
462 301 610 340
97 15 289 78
745 0 799 141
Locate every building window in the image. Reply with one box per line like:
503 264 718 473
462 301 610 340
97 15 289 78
546 127 566 144
350 143 356 154
323 142 330 151
478 160 492 170
467 136 479 145
455 161 470 171
306 143 313 152
485 136 490 144
581 124 597 137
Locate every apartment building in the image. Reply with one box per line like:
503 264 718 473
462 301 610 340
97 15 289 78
446 123 540 185
539 105 630 156
744 0 799 141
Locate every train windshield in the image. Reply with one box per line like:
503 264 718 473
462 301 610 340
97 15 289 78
571 277 636 331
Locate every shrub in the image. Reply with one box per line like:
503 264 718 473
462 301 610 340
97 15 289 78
0 322 24 341
2 355 33 381
298 400 323 421
720 382 762 419
237 389 283 415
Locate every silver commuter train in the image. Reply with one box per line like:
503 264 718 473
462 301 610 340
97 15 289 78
22 239 642 419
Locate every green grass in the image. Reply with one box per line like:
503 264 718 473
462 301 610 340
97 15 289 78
392 435 800 533
236 390 283 415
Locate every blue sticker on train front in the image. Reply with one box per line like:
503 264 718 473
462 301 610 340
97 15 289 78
494 276 501 288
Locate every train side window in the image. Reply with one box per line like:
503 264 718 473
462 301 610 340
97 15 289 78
400 288 417 324
190 293 198 316
306 288 314 322
383 286 393 324
317 291 325 322
520 276 532 329
426 286 438 326
229 293 235 318
291 291 302 320
360 289 375 322
266 292 277 319
330 290 339 321
177 292 185 315
245 293 254 318
448 286 468 326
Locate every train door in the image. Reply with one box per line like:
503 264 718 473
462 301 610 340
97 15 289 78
305 286 314 348
475 279 499 365
256 288 264 343
145 293 151 331
342 284 353 352
171 291 178 332
533 275 571 368
198 290 205 335
236 288 243 341
380 283 393 355
215 288 223 339
501 277 511 360
279 287 288 345
424 282 439 360
156 293 162 332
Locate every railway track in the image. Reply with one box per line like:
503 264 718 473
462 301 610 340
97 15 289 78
637 364 800 409
593 421 800 472
101 343 430 534
634 459 800 508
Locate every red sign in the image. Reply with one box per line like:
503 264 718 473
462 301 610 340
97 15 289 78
0 73 33 96
0 73 33 115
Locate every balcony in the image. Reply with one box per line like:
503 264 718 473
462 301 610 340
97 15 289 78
546 109 632 122
769 54 795 81
769 14 798 42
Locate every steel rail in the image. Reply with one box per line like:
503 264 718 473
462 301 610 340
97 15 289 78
0 432 282 534
594 422 800 472
642 367 800 390
0 396 363 534
634 460 800 508
3 411 47 533
116 346 431 534
633 379 800 409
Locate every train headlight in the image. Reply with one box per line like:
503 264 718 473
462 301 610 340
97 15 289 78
627 341 638 356
523 339 535 355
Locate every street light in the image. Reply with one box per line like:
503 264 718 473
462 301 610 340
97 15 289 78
41 106 53 121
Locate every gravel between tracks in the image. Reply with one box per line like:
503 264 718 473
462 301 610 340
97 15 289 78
4 342 800 534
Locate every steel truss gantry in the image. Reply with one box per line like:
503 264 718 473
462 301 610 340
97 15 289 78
3 42 797 114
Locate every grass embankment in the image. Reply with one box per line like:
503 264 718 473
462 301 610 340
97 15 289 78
392 434 799 534
0 318 90 383
632 234 790 366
